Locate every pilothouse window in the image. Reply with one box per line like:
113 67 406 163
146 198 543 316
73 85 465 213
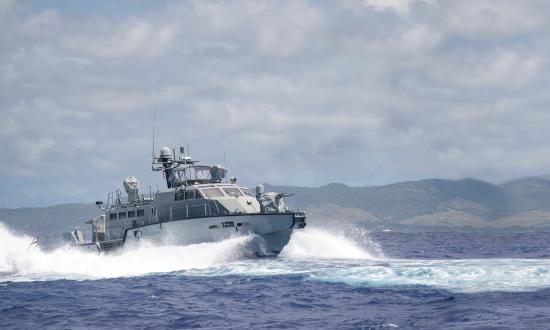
175 190 202 200
137 209 145 217
119 212 127 219
109 213 117 220
223 187 243 197
201 188 224 198
128 210 136 218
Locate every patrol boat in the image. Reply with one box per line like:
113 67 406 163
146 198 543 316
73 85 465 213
65 146 306 255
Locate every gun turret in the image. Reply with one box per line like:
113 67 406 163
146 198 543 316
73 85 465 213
257 188 294 213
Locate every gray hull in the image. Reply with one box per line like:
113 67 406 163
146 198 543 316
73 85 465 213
116 213 299 255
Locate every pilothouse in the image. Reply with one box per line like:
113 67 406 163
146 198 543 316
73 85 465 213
64 145 306 255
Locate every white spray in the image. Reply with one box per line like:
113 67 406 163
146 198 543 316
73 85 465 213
3 223 549 293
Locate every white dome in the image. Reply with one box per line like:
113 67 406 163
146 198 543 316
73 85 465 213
159 147 172 158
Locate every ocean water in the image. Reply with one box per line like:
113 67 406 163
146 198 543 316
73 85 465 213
1 224 549 329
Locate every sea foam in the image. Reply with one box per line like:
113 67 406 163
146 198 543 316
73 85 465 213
1 223 550 293
0 223 249 281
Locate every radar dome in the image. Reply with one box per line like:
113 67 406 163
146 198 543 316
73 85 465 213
159 147 172 158
158 147 173 163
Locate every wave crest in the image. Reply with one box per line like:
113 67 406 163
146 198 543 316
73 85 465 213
281 228 381 259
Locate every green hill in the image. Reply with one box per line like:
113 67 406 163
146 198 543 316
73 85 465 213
2 177 550 240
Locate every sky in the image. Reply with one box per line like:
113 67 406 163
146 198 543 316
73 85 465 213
1 0 550 207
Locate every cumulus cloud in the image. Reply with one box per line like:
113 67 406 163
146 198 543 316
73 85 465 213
365 0 415 15
1 0 550 207
0 0 14 17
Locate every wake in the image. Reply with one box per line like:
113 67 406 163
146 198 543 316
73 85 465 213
0 223 251 281
0 223 378 282
2 223 549 293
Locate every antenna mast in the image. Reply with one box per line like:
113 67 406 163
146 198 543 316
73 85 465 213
151 91 159 170
224 151 228 183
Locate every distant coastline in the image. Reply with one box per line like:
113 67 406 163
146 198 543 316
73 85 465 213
2 176 550 238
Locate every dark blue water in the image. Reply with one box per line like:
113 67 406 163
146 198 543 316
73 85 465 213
2 275 550 329
1 228 550 329
372 231 550 259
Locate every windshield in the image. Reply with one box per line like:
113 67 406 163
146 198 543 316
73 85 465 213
201 187 225 198
223 187 243 197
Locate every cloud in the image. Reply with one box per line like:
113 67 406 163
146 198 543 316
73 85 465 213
442 1 544 38
364 0 415 15
0 0 14 17
1 0 550 207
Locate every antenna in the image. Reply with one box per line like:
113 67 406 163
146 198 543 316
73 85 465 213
151 90 159 170
152 110 156 161
224 151 228 183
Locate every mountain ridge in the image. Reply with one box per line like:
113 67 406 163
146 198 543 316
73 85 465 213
1 176 549 238
264 176 550 230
